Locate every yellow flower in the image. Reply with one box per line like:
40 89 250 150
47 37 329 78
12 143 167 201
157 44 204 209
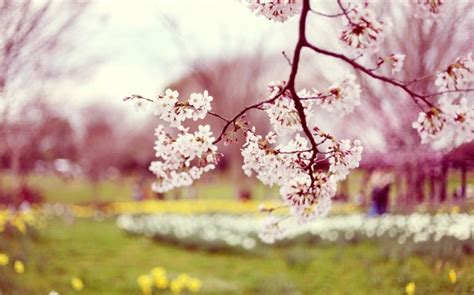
176 273 190 284
187 278 202 293
137 275 152 295
154 275 169 289
0 253 9 266
12 217 26 234
151 266 166 276
405 282 415 295
71 277 84 291
14 260 24 274
448 269 457 284
170 279 184 294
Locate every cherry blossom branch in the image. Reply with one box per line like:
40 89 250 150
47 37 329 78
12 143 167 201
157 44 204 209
423 88 474 98
310 9 344 18
281 51 293 66
208 111 230 123
281 0 323 183
212 92 283 144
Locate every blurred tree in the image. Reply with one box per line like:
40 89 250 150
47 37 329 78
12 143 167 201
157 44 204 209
330 0 474 207
0 0 90 190
0 0 88 94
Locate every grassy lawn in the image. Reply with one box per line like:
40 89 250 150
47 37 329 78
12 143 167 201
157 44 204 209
2 218 471 294
1 172 473 294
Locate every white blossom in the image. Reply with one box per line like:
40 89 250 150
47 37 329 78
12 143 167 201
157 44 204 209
189 90 213 120
316 74 361 115
150 124 218 193
244 0 302 23
340 3 388 54
412 108 447 144
263 82 313 135
280 172 337 214
241 130 312 188
153 88 179 117
413 0 444 19
291 195 332 224
258 215 286 244
327 139 363 181
414 95 474 149
435 53 474 92
389 53 405 74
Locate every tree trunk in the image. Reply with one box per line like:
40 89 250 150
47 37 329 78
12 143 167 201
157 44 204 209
460 165 467 200
405 165 415 209
415 165 425 204
360 169 373 208
439 162 448 203
428 169 436 205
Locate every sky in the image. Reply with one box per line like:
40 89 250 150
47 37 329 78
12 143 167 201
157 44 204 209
58 0 300 109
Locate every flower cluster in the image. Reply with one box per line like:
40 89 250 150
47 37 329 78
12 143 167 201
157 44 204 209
263 81 313 135
137 267 201 295
281 172 337 225
239 75 363 239
126 89 213 128
118 212 474 249
435 53 473 92
413 0 444 19
125 89 219 193
388 53 405 74
413 53 473 149
71 277 84 291
154 89 213 128
244 0 302 22
0 206 44 235
315 74 361 115
150 125 218 192
326 139 363 181
340 2 387 54
412 108 447 144
258 215 286 243
241 124 362 238
425 96 474 149
241 130 311 187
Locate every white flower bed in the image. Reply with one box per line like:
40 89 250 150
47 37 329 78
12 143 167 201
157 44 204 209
117 213 474 253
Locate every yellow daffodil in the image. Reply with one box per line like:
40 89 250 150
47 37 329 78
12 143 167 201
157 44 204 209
12 218 26 234
151 267 168 289
151 266 166 277
137 274 152 295
448 269 457 284
14 260 24 274
170 279 184 294
71 277 84 291
176 273 190 284
405 282 415 295
0 253 9 266
155 275 169 289
187 277 202 293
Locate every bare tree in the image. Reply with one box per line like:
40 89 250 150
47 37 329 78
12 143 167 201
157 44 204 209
329 0 474 206
0 0 88 95
0 0 90 189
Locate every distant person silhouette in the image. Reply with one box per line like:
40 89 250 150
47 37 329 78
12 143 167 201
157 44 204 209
369 174 393 216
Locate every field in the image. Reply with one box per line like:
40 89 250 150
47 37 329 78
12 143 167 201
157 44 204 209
1 173 474 294
6 218 474 294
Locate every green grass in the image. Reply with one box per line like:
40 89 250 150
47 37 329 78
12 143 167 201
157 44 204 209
2 218 473 294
